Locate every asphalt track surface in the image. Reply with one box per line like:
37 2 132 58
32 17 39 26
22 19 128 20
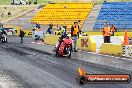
0 36 131 88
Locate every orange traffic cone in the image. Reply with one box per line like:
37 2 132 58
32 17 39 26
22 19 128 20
123 30 129 45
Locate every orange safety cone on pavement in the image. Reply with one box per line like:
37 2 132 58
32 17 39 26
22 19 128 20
123 30 129 45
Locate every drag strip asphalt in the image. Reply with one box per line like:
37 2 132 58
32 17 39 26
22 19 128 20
0 36 131 88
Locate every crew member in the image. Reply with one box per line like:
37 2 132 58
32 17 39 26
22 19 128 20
78 20 82 34
102 22 111 43
110 25 116 36
36 23 40 29
32 26 35 41
19 28 25 43
71 22 79 52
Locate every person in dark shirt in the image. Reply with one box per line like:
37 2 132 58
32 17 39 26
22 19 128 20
46 24 53 34
36 23 40 29
46 28 52 34
71 22 79 52
19 28 25 43
8 12 11 16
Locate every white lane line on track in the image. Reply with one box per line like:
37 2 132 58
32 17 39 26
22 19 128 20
40 57 59 64
81 51 132 61
0 82 3 88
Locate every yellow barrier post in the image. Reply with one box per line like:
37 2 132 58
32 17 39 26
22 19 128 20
100 43 123 56
77 36 96 52
44 34 60 45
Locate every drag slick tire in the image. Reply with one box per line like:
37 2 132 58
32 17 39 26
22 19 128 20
65 45 72 58
67 50 71 58
2 37 7 43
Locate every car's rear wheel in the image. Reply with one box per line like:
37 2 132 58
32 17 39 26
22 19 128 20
2 37 5 43
67 50 71 58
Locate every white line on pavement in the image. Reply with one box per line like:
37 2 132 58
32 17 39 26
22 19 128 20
82 51 132 61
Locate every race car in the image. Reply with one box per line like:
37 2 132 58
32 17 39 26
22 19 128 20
0 30 7 43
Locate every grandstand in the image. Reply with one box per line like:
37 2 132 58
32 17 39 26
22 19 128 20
2 0 132 5
31 2 94 29
81 4 102 31
0 5 38 23
94 2 132 31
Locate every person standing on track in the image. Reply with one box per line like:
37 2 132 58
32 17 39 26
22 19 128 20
102 22 111 43
71 22 79 52
32 26 35 41
46 24 53 34
110 25 116 36
19 28 25 43
78 20 83 34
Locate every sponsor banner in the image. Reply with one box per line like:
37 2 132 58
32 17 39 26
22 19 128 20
15 29 32 36
3 28 15 35
24 31 32 36
54 31 62 35
77 36 96 52
85 74 130 83
125 45 132 58
81 39 88 47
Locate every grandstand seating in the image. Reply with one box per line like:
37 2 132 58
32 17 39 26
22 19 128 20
94 2 132 30
0 5 37 23
31 3 94 29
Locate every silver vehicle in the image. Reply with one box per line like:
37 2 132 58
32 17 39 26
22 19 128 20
11 0 27 5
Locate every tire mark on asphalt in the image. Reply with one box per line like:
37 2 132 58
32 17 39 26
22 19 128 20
0 43 131 88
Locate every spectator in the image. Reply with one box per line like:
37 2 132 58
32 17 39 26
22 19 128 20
102 22 111 43
8 12 11 16
1 13 4 17
64 5 67 8
61 26 68 38
25 0 28 5
4 7 7 9
34 2 37 5
19 28 25 43
46 24 52 34
36 23 40 29
29 1 32 5
49 23 53 29
57 25 62 31
20 1 22 5
32 26 35 41
71 22 79 52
